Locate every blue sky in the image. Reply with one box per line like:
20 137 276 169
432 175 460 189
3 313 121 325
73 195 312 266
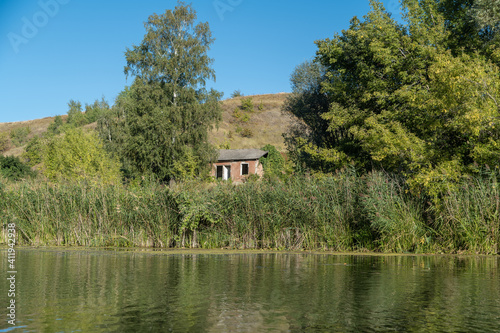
0 0 402 122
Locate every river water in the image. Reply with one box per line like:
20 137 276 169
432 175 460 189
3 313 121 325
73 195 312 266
0 249 499 332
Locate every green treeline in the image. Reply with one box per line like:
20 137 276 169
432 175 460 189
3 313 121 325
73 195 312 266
1 170 498 254
2 1 500 254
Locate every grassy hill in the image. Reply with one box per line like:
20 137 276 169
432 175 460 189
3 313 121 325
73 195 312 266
209 93 294 150
0 93 294 157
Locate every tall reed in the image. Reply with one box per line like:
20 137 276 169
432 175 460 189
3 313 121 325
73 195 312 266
1 170 499 254
0 180 179 247
360 171 430 253
174 172 366 251
437 172 500 254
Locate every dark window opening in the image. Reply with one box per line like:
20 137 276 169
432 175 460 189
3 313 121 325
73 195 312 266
241 163 249 175
216 165 223 179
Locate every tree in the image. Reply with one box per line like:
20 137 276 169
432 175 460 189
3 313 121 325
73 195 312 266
292 0 500 195
66 100 86 127
84 97 110 123
259 144 286 180
40 128 121 184
118 2 222 181
47 115 63 136
283 60 335 173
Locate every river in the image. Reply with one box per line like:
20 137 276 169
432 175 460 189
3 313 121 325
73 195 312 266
1 249 499 332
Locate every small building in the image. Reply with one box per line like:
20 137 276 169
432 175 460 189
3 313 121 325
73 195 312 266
212 149 268 182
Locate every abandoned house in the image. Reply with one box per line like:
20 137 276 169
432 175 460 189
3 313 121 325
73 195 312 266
212 149 268 182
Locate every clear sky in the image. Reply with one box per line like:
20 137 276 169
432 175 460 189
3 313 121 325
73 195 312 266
0 0 402 122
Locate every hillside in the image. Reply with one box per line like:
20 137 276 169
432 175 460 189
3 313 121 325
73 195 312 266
209 93 294 150
0 93 295 157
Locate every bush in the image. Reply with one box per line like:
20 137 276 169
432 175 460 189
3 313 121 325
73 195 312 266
47 115 63 136
258 101 264 111
0 132 10 152
231 90 243 98
0 155 35 181
240 127 253 138
240 98 254 112
260 144 286 179
10 127 31 147
40 128 122 184
232 108 242 119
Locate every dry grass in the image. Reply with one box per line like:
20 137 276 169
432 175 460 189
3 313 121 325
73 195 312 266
209 93 295 151
0 116 68 157
0 93 295 157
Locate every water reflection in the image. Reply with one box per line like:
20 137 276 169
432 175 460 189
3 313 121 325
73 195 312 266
0 250 498 332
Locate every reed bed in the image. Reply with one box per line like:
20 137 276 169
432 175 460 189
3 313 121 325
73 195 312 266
1 170 499 254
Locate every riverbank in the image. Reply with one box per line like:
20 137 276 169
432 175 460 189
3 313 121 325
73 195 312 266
1 170 499 254
2 246 497 258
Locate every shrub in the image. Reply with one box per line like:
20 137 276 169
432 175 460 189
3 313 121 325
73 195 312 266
360 171 429 253
40 128 122 184
0 132 9 152
240 127 253 138
10 127 31 147
231 90 243 98
260 144 286 179
241 113 251 122
0 155 35 181
240 98 254 112
232 108 242 119
47 115 63 136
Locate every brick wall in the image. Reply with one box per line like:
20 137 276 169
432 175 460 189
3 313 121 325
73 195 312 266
211 159 264 182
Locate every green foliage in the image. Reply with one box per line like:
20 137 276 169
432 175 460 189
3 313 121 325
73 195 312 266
2 170 500 253
84 97 110 123
40 128 122 184
1 180 179 247
119 2 222 182
9 127 31 147
24 136 46 167
283 60 332 172
438 169 500 254
47 115 64 136
66 100 86 127
171 147 205 181
97 87 133 175
232 108 242 119
290 0 500 198
0 155 35 181
240 98 254 112
260 144 286 179
218 141 230 149
258 101 264 111
361 171 430 253
0 132 10 152
240 127 253 138
240 113 251 122
231 90 243 98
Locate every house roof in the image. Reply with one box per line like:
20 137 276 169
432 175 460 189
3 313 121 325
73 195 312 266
217 149 268 162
